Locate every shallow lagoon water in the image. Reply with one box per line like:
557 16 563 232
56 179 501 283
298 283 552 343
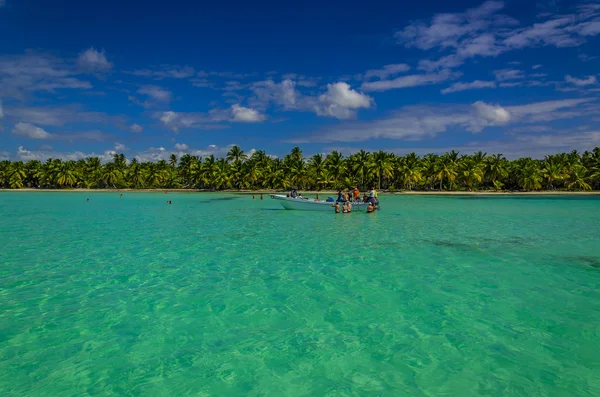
1 192 599 396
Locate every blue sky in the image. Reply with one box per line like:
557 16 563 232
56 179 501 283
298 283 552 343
1 0 600 161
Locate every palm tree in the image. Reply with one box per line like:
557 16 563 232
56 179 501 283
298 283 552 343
542 159 566 190
518 162 543 191
169 154 178 168
437 152 458 191
372 150 394 190
565 164 591 191
226 145 247 163
484 154 508 189
459 158 484 191
325 151 345 188
55 162 78 187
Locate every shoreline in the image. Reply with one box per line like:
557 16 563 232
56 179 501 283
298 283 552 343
1 188 600 196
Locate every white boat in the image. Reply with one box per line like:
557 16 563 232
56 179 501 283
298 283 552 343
270 194 374 211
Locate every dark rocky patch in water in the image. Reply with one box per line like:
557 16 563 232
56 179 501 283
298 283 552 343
204 197 239 202
564 256 600 268
426 239 478 250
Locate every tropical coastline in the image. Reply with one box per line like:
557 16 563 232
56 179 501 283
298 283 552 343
3 188 600 195
1 147 600 192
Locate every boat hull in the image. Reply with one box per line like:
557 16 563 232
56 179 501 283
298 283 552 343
271 195 372 211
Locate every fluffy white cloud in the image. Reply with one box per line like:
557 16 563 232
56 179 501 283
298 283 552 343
363 64 411 80
114 142 128 152
230 104 266 122
314 82 373 119
251 79 297 109
13 145 119 163
361 70 455 91
473 101 510 122
289 98 589 143
138 85 172 102
565 75 597 86
154 105 265 130
76 48 112 72
130 123 143 133
441 80 496 94
174 143 189 151
12 122 53 139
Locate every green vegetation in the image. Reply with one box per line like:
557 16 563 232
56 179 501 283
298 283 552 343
1 146 600 191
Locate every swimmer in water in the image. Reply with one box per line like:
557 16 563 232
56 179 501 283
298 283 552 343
367 202 375 213
332 202 341 213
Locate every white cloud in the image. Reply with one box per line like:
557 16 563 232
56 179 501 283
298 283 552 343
532 64 543 70
325 128 600 160
441 80 496 94
565 74 597 86
12 122 53 139
289 98 589 143
230 104 266 122
13 145 119 163
505 98 592 122
493 68 524 81
154 105 265 130
130 123 143 133
4 105 109 126
208 144 217 148
127 66 194 79
398 1 600 72
38 145 53 151
251 79 298 109
361 70 455 91
138 85 172 102
472 101 511 123
174 143 189 151
0 52 92 99
114 142 128 152
314 82 373 119
395 1 506 50
76 48 112 72
363 64 411 80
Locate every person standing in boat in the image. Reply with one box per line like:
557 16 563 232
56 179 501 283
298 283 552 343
368 186 378 205
336 190 343 202
291 189 298 198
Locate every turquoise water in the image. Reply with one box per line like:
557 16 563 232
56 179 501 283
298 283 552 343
1 192 599 396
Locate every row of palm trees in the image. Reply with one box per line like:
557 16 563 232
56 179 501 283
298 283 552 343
1 146 600 191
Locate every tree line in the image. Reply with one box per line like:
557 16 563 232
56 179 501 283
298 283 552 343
1 146 600 191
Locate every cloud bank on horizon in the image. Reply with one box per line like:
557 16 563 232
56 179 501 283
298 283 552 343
1 0 600 161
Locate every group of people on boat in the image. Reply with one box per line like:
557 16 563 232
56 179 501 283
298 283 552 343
284 186 378 213
335 186 378 205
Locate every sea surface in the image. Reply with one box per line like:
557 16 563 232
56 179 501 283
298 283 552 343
1 192 599 396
